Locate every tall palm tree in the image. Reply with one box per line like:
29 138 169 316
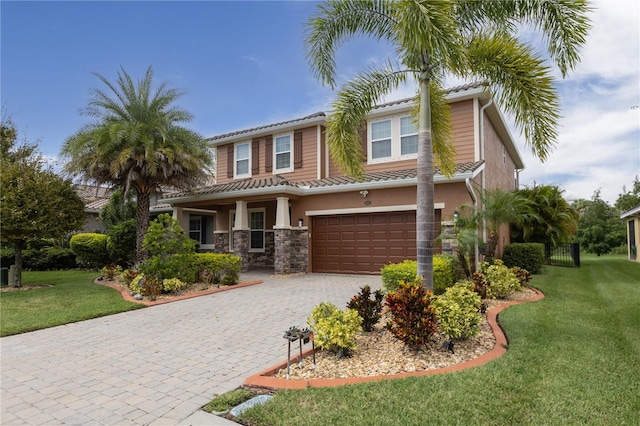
62 66 214 264
305 0 590 289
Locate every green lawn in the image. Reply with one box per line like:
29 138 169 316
0 270 143 336
240 255 640 425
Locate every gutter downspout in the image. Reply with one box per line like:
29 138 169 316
466 177 479 270
479 99 493 259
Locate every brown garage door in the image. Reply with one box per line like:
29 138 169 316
312 211 441 274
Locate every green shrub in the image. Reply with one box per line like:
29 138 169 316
194 253 241 285
433 255 459 295
384 277 438 349
346 285 384 332
502 243 545 274
381 260 417 293
162 278 188 294
381 255 459 295
129 273 145 294
107 219 136 268
22 247 76 270
141 214 197 283
432 281 482 340
483 260 523 299
70 233 109 269
308 302 362 354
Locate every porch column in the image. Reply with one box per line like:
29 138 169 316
233 201 250 272
274 197 291 275
172 206 188 231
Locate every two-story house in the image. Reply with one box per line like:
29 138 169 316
163 82 524 275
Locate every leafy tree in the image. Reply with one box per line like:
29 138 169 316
575 191 625 256
615 176 640 213
512 184 578 246
1 118 85 286
305 0 590 289
99 189 137 232
61 66 214 264
107 219 137 268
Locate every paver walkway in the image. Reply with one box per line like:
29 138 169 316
1 271 379 425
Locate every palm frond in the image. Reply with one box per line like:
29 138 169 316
327 61 409 179
305 0 396 88
467 33 560 161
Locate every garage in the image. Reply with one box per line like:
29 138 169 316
312 210 441 274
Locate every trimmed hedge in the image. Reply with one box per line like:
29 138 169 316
194 253 241 285
381 255 460 295
70 233 109 269
502 243 545 274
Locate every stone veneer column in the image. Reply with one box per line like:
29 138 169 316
213 231 229 253
233 230 250 272
274 228 291 275
290 228 309 273
234 201 250 272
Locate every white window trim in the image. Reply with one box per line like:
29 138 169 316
399 115 419 158
273 132 294 174
249 208 266 252
234 141 251 179
368 114 419 164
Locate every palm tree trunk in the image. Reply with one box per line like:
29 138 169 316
485 231 499 260
416 71 434 290
456 248 471 278
135 190 151 265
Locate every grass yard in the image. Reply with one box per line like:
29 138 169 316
239 255 640 425
0 270 143 337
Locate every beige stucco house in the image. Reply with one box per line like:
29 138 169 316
621 205 640 263
163 82 524 275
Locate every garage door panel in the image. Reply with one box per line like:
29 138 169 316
313 211 428 274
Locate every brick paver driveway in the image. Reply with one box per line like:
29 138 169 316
1 271 379 425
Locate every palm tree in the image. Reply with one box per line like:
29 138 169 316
305 0 590 289
512 184 579 246
475 188 537 260
62 66 214 264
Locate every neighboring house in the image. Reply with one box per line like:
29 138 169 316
163 82 524 275
76 185 173 233
620 205 640 263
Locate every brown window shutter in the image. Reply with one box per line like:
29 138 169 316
358 123 367 161
252 139 260 175
294 131 303 169
227 145 234 178
265 136 273 173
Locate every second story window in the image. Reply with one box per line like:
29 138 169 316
400 116 418 156
235 142 250 178
371 119 392 159
274 134 293 172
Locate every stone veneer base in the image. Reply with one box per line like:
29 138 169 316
244 287 545 390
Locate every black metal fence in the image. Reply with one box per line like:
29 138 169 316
545 242 580 267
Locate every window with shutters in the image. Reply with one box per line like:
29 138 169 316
234 141 251 178
368 115 419 164
274 133 293 173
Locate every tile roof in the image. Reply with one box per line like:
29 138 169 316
205 82 487 143
166 161 484 200
207 112 326 142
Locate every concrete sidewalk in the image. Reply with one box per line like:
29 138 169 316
1 271 379 425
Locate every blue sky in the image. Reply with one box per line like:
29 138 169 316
2 0 639 205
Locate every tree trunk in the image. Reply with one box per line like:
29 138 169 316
416 71 434 290
456 248 471 278
10 240 24 287
485 231 499 260
135 190 151 266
